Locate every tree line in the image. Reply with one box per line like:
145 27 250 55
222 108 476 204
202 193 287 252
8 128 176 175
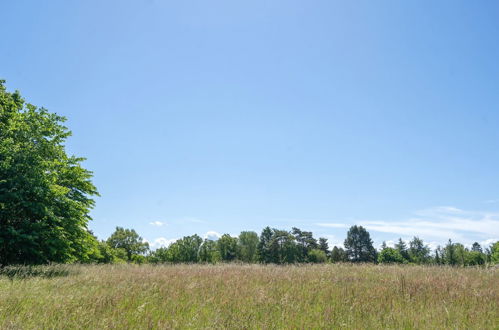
1 80 498 267
91 225 499 266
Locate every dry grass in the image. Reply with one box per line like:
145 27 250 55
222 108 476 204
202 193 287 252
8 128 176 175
0 264 497 329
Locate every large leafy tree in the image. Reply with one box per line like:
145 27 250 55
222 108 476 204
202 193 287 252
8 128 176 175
257 226 274 263
217 234 238 261
408 237 431 264
330 246 348 262
257 227 299 264
443 239 458 265
0 81 99 265
394 238 410 262
106 227 149 262
198 239 221 263
237 231 259 263
269 229 298 264
292 227 318 262
378 247 405 264
490 241 499 264
318 237 330 257
344 225 376 262
165 234 202 263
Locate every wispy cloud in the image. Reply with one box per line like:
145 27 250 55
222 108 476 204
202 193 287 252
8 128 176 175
316 223 349 229
149 221 165 227
315 206 499 245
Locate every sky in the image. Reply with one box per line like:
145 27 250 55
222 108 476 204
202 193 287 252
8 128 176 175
2 0 499 250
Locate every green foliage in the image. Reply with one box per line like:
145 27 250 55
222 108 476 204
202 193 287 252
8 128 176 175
378 247 405 264
0 80 99 265
256 227 302 264
257 226 274 263
148 247 170 263
466 251 486 266
237 231 259 262
471 242 482 253
442 240 456 265
95 240 127 264
491 241 499 264
394 238 410 262
408 237 431 264
318 237 329 257
269 229 298 263
292 227 318 262
167 235 203 263
198 239 221 263
454 243 468 266
308 249 327 263
107 227 149 262
344 226 377 262
217 234 238 261
330 246 348 262
437 240 489 266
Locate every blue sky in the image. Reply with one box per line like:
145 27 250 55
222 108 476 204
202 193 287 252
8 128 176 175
2 0 499 249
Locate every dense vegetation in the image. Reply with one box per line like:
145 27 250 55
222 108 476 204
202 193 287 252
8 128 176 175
1 81 498 268
0 80 99 265
92 225 499 267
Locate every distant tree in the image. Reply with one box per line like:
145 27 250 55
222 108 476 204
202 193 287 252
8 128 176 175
107 227 149 262
330 246 348 262
257 227 274 263
443 239 457 265
308 249 327 263
471 242 482 253
344 226 377 262
378 247 405 264
169 234 203 263
466 250 486 266
0 81 99 265
198 239 221 263
148 246 170 263
217 234 238 261
292 227 318 262
394 238 410 262
454 243 467 266
491 241 499 264
94 240 127 264
408 237 431 264
434 247 442 265
270 229 298 263
237 231 259 263
318 237 330 257
434 246 442 265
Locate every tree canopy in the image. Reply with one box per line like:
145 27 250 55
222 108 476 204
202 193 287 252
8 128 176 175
0 81 98 265
106 227 149 262
344 225 377 262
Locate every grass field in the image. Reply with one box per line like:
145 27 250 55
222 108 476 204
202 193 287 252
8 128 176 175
0 264 497 329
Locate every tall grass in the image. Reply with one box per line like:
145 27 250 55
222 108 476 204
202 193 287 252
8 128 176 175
0 264 497 329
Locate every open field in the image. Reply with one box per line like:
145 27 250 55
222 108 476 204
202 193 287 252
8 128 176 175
0 264 497 329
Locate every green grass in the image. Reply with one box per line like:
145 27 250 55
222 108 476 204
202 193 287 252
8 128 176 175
0 264 497 329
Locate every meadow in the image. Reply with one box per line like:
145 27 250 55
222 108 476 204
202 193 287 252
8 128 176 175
0 264 497 329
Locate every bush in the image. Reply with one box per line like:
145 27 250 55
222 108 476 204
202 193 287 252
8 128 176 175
378 248 405 264
308 249 327 263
